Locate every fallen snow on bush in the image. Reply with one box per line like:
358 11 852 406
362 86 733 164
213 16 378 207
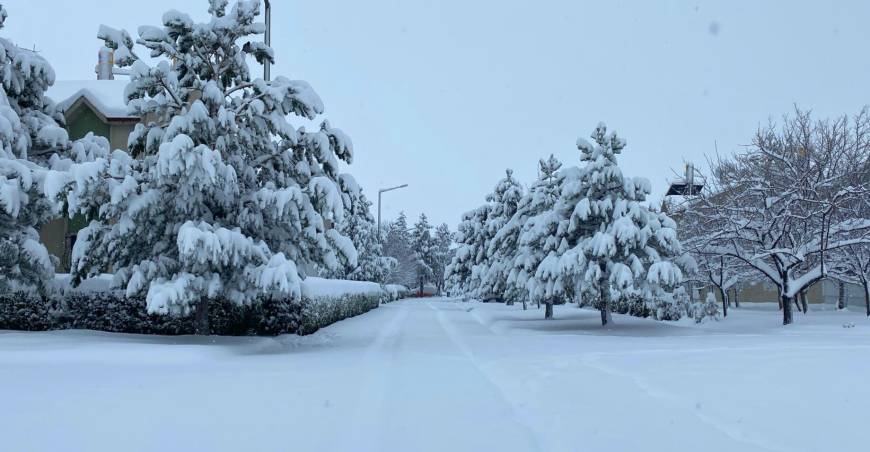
49 273 116 295
300 276 382 299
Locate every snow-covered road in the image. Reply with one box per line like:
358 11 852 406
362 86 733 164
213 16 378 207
2 298 869 452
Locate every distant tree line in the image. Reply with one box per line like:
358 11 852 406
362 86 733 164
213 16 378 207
382 212 453 294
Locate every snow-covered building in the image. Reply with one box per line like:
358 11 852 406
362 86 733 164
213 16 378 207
726 279 865 308
40 80 140 270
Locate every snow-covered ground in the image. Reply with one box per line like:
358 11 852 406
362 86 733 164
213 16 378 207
1 298 868 452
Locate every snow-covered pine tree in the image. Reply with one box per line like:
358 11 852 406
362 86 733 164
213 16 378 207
445 204 490 298
383 211 415 287
430 223 453 294
55 1 357 334
557 124 683 325
512 155 566 316
692 291 721 323
478 169 524 303
0 7 106 292
411 213 435 294
332 174 395 283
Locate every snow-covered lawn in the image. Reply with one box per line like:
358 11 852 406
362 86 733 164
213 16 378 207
1 298 868 452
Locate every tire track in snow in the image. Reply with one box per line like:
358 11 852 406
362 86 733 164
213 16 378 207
426 301 550 452
337 303 409 452
580 353 792 452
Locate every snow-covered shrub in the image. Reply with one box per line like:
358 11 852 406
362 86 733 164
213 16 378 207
0 292 54 331
0 277 381 336
297 293 380 335
655 287 687 321
609 291 655 318
58 292 194 335
688 292 721 323
382 284 411 302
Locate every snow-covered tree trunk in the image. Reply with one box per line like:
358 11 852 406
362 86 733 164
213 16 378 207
864 278 869 316
194 297 209 335
837 281 846 310
781 275 793 325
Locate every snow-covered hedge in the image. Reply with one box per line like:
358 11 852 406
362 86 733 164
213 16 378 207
382 284 411 303
0 277 383 336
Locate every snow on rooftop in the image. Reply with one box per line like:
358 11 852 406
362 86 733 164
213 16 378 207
46 80 136 120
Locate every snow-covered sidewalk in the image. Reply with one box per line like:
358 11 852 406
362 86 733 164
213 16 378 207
1 299 869 452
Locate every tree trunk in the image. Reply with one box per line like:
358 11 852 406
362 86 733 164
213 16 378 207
799 290 808 314
600 307 613 326
544 302 553 319
781 293 793 325
733 287 740 308
864 281 869 317
194 300 210 335
687 280 695 305
837 280 846 310
718 286 728 318
600 304 612 326
522 300 527 310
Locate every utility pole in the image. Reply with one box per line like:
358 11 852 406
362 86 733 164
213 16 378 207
378 184 409 242
665 161 705 303
264 0 271 81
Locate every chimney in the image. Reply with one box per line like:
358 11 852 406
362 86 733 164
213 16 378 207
96 46 114 80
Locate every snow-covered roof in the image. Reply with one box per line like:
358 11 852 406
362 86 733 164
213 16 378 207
46 80 137 120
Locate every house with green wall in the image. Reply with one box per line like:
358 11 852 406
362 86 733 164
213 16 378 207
40 80 140 271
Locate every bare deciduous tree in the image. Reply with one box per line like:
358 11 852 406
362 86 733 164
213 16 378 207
694 108 870 325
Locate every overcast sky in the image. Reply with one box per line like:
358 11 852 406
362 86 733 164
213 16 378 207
6 0 870 228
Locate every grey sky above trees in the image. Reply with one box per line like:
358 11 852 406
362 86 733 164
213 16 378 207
7 0 870 227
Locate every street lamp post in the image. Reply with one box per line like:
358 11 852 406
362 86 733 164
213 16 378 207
378 184 409 242
264 0 271 82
